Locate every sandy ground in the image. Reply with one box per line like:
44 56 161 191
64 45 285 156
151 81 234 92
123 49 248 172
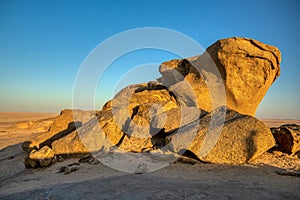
0 112 57 150
0 112 299 199
260 119 300 128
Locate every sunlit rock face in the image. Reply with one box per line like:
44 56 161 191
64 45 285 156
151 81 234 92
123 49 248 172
158 37 281 116
166 107 276 164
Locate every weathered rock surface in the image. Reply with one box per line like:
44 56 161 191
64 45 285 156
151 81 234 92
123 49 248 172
119 135 153 153
117 112 157 152
98 110 125 145
51 129 89 157
22 109 96 152
271 124 300 155
24 146 55 168
151 107 207 134
111 83 177 111
49 109 96 136
166 107 276 164
52 111 126 157
158 37 281 116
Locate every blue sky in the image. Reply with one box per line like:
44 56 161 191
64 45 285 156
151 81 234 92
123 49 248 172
0 0 299 119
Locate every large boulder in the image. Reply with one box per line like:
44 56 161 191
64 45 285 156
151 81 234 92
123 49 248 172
51 111 125 157
158 37 281 116
271 124 300 155
166 107 276 164
51 129 89 158
109 82 178 112
22 109 96 152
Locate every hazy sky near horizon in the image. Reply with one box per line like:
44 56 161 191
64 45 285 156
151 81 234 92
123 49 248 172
0 0 299 119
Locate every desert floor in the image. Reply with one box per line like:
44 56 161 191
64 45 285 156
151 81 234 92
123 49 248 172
0 112 299 199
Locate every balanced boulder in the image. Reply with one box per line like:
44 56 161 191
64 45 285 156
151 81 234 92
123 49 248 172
158 37 281 116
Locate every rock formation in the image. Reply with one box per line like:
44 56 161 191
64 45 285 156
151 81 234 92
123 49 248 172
23 37 283 168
